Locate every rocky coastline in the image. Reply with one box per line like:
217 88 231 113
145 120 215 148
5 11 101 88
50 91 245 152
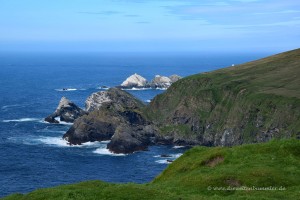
45 49 300 154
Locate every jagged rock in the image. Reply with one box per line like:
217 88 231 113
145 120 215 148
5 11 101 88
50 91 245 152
45 97 87 123
85 91 112 112
63 88 149 147
121 73 147 88
63 117 115 145
107 124 157 154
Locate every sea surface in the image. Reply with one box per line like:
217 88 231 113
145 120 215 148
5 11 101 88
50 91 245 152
0 52 268 197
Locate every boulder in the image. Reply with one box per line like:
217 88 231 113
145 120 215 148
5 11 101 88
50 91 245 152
45 97 87 123
121 73 147 88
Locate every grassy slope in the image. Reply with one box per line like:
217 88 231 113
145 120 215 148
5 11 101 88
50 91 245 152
145 48 300 142
3 139 300 200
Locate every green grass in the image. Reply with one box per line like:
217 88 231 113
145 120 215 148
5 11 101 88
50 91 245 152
145 48 300 142
3 139 300 200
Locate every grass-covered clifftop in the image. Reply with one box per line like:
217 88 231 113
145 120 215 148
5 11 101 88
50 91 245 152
145 49 300 146
3 139 300 199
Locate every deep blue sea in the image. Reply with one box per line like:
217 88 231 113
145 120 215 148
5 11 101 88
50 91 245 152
0 52 268 197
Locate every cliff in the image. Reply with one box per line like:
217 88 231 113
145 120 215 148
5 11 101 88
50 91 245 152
51 49 300 153
145 48 300 146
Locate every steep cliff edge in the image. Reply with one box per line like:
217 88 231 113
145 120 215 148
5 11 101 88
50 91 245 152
145 49 300 146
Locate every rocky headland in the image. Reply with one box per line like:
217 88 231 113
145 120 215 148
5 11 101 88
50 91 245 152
46 49 300 154
61 88 164 153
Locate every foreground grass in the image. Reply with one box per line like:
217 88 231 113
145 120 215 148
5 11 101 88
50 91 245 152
3 139 300 200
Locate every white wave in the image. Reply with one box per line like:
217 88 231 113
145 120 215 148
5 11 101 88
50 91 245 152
54 117 73 125
122 87 167 91
55 88 77 92
155 159 172 164
172 153 183 158
36 126 67 133
153 153 183 159
2 118 43 123
156 88 167 90
122 87 152 91
96 86 110 90
154 153 182 164
173 145 185 149
36 136 70 147
1 104 23 110
36 137 106 148
93 147 126 156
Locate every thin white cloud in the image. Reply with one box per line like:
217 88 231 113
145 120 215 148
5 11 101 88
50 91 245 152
253 10 300 15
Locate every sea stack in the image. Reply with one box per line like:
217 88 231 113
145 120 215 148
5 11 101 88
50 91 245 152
150 75 172 88
121 73 147 88
45 97 87 123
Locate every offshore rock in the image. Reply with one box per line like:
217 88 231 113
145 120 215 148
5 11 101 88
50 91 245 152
45 97 86 124
150 75 172 88
120 73 182 89
121 73 147 88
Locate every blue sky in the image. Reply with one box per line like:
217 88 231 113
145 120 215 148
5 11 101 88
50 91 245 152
0 0 299 52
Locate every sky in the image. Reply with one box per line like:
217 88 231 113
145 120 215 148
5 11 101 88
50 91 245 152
0 0 299 53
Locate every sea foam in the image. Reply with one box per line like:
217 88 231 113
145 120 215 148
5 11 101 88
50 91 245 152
93 147 126 156
55 88 78 92
2 118 43 123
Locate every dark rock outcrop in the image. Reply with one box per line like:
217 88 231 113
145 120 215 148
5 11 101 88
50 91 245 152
45 97 87 124
63 88 159 152
107 125 156 154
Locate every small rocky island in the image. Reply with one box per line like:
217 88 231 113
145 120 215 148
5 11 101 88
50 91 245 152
45 97 87 123
119 73 181 89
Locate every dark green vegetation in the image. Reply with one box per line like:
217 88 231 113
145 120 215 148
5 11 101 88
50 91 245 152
146 48 300 146
3 139 300 199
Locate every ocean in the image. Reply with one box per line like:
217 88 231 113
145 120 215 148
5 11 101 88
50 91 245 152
0 52 267 197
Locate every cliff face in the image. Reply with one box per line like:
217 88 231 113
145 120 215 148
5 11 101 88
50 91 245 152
62 49 300 153
145 49 300 146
